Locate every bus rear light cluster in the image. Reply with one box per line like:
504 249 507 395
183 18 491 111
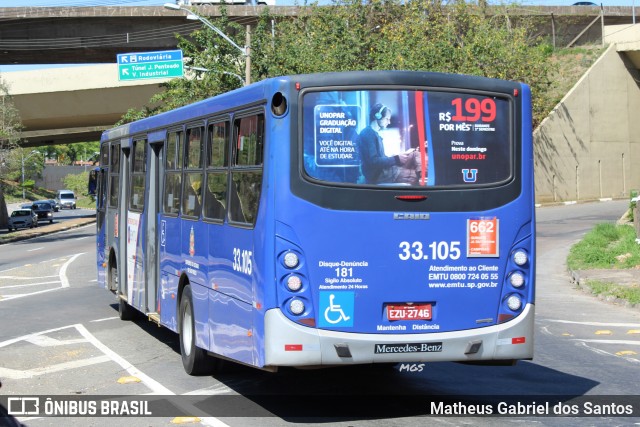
506 294 522 311
289 299 305 315
513 250 528 266
277 241 315 323
286 275 303 292
499 242 533 323
283 251 299 268
509 271 525 288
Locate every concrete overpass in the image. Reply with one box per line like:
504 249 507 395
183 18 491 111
2 64 169 146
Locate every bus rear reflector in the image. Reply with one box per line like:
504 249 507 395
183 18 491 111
512 337 526 344
299 318 316 327
395 195 427 201
285 344 303 351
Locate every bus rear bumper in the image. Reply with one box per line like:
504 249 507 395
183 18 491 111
264 304 534 367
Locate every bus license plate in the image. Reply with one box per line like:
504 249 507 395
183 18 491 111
387 304 432 321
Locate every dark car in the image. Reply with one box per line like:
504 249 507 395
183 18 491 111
31 202 54 224
41 199 60 212
572 2 597 5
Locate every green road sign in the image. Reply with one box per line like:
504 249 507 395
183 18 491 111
117 50 184 81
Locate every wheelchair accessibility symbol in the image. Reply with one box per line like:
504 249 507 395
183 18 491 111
319 292 354 327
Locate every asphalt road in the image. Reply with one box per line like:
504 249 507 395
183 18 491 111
0 200 639 427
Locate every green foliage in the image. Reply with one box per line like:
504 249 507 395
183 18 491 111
32 141 100 166
251 0 552 127
567 223 640 269
121 0 554 128
63 171 91 197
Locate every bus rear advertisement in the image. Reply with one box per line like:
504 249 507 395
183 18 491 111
95 70 534 375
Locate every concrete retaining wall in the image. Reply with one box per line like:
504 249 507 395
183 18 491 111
534 42 640 203
35 165 87 192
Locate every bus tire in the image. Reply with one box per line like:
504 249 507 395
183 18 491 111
179 285 211 375
108 262 118 292
118 296 136 321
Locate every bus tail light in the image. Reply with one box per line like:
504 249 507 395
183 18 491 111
506 294 522 311
513 249 528 266
289 299 305 315
277 238 316 327
283 251 299 268
286 275 303 291
509 272 525 288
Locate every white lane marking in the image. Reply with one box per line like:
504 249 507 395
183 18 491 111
27 247 44 252
0 287 64 301
1 323 229 427
0 324 78 348
75 325 229 426
542 319 640 328
539 326 553 336
74 323 173 395
26 335 87 347
90 316 120 322
1 281 60 289
0 254 82 301
60 253 84 288
571 339 640 346
0 258 75 274
0 275 59 280
574 341 640 364
0 356 111 379
183 384 234 395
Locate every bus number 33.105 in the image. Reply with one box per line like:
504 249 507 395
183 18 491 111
233 248 253 275
398 241 462 261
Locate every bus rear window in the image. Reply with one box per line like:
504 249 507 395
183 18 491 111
302 89 512 187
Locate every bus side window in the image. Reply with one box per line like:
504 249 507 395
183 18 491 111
164 172 181 214
108 143 120 208
163 130 183 215
182 127 204 218
204 120 229 222
229 113 264 225
129 139 147 211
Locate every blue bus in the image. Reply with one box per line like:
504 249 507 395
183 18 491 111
96 70 535 375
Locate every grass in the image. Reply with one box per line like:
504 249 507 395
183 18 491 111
567 223 640 269
585 281 640 306
545 45 607 108
568 222 640 307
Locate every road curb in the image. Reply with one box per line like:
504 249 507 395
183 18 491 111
569 269 640 312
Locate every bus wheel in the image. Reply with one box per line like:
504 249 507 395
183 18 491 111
179 285 211 375
108 263 118 292
118 296 136 321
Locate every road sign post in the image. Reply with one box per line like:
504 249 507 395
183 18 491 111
117 50 184 81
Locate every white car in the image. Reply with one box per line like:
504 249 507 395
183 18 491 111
55 190 77 210
8 209 38 231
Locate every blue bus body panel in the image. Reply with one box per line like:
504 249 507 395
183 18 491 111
274 201 533 334
97 72 534 370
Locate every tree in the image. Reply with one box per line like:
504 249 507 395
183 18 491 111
251 0 552 127
0 78 23 228
120 0 552 128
